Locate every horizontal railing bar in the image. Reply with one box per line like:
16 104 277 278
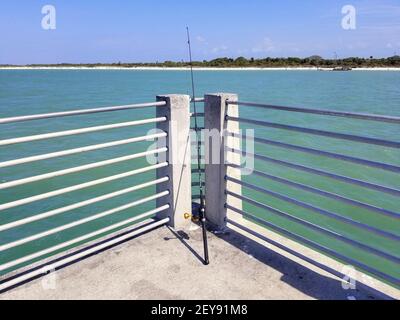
0 191 170 252
0 101 167 125
191 98 205 103
227 116 400 149
227 101 400 124
233 133 400 173
226 206 400 287
0 132 166 169
0 163 168 212
228 148 400 197
0 148 168 190
227 164 400 220
227 177 400 242
0 217 169 292
0 117 167 147
0 177 169 232
227 189 400 261
0 206 170 273
190 113 205 117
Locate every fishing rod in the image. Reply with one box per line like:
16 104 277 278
186 26 209 266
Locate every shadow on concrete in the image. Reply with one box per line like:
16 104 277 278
164 227 206 265
214 228 384 300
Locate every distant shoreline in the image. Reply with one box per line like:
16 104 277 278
1 66 400 71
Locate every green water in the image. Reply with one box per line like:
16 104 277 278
0 70 399 286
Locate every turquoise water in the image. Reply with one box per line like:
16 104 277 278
0 70 399 286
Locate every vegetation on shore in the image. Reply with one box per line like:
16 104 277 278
1 55 400 68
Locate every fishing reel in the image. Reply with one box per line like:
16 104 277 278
184 212 200 223
184 202 202 223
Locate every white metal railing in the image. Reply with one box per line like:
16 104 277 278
0 164 168 211
0 100 171 285
0 148 167 190
0 117 166 147
0 101 167 124
0 177 169 232
0 216 170 292
228 100 400 124
222 97 400 288
3 93 398 296
0 133 166 168
0 191 170 252
0 206 170 273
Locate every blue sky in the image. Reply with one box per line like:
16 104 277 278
0 0 399 64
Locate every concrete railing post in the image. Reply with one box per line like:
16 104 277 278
204 93 242 230
156 94 192 229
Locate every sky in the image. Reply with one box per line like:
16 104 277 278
0 0 399 64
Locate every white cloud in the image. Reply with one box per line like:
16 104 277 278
196 36 208 44
386 42 400 49
237 49 250 55
211 45 229 53
346 41 369 50
251 37 276 53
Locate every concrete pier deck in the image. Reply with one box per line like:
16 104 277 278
1 224 389 300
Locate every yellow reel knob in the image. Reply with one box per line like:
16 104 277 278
184 213 192 220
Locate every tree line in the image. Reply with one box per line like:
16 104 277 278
2 55 400 68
